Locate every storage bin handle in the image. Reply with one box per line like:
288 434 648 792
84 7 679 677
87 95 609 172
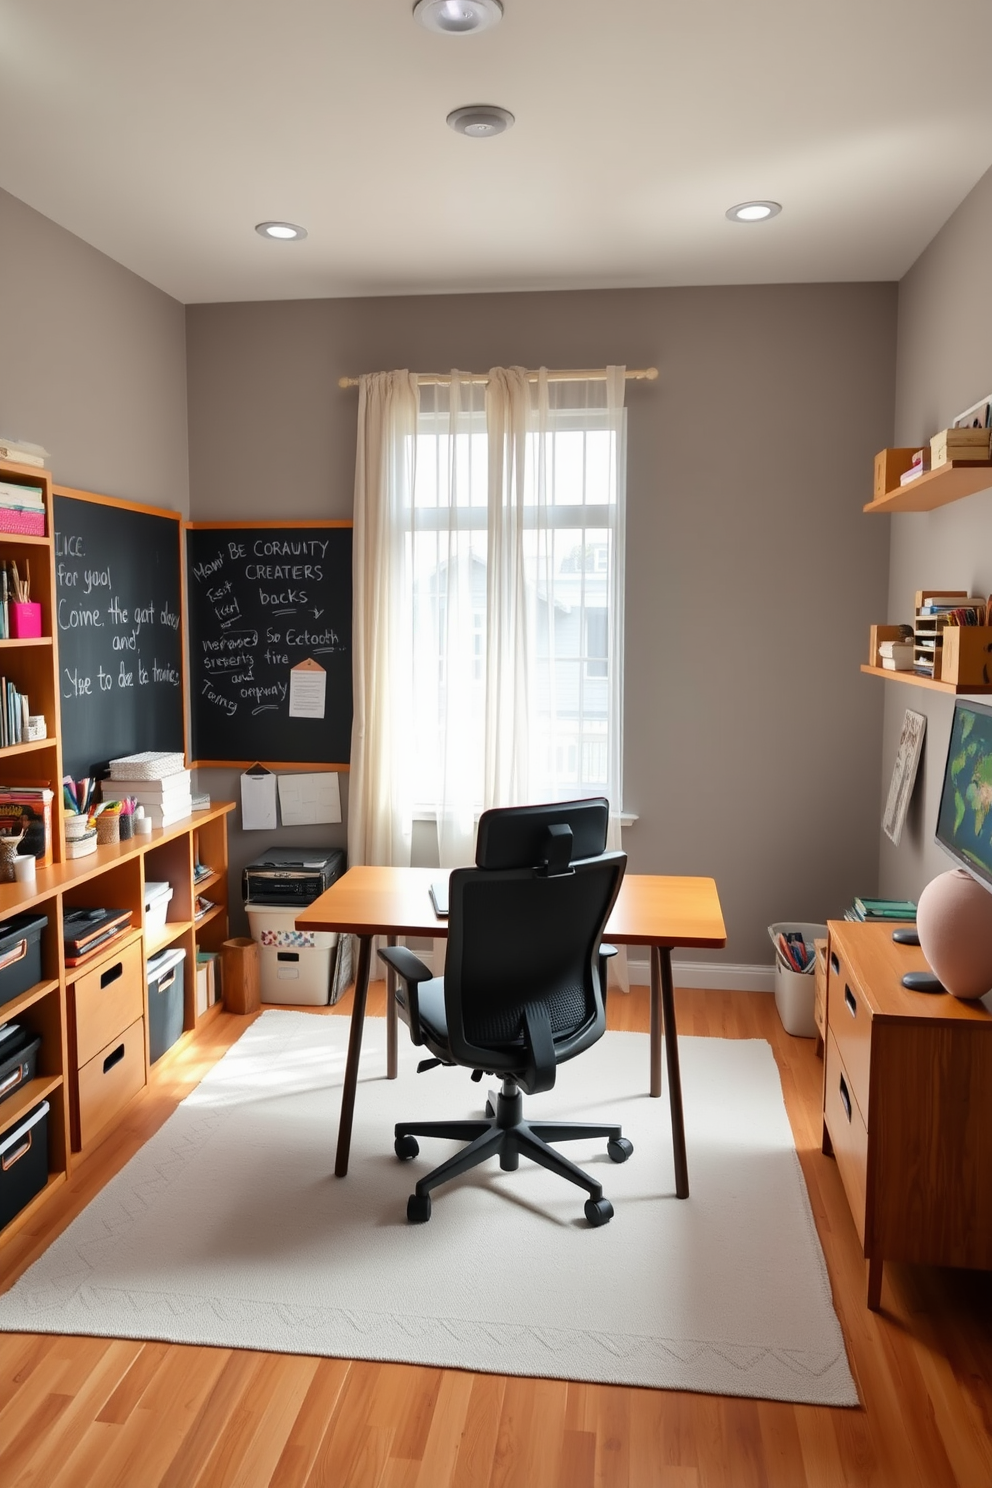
157 971 176 992
103 1044 125 1074
0 1064 24 1098
0 939 27 973
1 1131 31 1171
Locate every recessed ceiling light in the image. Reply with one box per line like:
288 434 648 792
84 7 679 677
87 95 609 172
255 221 308 241
414 0 503 34
446 104 514 137
725 201 782 223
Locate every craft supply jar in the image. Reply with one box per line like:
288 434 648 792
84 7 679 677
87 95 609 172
118 812 134 841
96 814 120 846
64 814 89 842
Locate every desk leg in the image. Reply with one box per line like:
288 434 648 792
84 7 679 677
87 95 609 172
335 933 373 1178
656 944 689 1200
649 947 663 1098
386 934 398 1079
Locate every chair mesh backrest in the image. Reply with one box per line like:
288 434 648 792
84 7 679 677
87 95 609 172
444 855 624 1064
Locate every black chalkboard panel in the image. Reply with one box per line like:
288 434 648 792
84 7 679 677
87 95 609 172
53 490 185 781
186 523 352 767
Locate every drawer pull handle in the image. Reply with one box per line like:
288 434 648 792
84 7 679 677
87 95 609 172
103 1043 125 1074
0 1064 24 1098
100 962 123 990
277 951 300 963
1 1132 31 1171
831 952 839 975
839 1073 852 1122
844 985 857 1018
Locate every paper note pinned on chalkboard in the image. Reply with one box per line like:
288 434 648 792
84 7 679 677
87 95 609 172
288 658 326 719
241 764 277 830
278 771 341 826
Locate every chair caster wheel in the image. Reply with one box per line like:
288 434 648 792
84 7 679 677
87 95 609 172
607 1137 633 1163
395 1135 419 1160
407 1192 432 1223
584 1197 613 1227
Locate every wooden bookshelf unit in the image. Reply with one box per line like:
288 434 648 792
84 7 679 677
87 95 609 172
865 459 992 514
0 458 234 1247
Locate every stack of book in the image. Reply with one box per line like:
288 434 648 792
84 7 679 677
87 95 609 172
0 679 29 746
930 425 992 469
913 591 987 678
0 439 47 469
845 897 917 923
878 638 914 671
105 752 191 827
0 481 44 537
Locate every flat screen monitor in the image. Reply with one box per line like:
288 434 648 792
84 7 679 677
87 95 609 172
475 797 609 870
935 698 992 890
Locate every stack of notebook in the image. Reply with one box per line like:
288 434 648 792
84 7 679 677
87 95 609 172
63 908 132 967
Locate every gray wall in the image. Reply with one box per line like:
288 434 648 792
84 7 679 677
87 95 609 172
0 188 189 511
880 165 992 899
187 284 896 963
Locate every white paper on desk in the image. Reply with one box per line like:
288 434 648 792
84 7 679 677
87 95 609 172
288 659 326 719
278 772 341 826
240 769 277 830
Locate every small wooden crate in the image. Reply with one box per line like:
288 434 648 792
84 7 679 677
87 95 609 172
939 627 992 686
873 448 917 501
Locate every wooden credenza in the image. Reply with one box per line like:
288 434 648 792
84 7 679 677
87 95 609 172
823 919 992 1309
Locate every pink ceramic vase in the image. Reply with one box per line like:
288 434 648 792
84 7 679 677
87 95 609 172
916 868 992 1000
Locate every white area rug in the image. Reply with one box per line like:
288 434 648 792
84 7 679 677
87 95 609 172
0 1012 857 1405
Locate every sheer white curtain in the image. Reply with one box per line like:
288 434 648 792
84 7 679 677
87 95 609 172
349 366 626 880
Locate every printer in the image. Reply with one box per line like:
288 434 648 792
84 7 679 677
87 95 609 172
242 847 346 908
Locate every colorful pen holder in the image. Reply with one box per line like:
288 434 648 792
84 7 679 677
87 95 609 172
118 812 134 841
96 814 120 846
10 602 42 639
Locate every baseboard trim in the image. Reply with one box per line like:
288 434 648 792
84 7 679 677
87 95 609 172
627 957 776 994
394 941 776 995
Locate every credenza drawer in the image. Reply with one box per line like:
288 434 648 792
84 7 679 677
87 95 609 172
826 944 872 1123
77 1017 146 1151
824 1030 869 1248
72 940 144 1069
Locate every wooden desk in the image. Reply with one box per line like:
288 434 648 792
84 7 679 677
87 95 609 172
298 867 726 1195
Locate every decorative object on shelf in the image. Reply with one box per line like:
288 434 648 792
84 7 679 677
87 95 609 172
25 716 46 742
64 813 90 842
0 832 24 883
12 853 35 885
916 868 992 999
952 394 992 430
65 829 98 859
883 709 927 847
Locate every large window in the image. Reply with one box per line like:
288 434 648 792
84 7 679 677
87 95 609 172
408 378 625 832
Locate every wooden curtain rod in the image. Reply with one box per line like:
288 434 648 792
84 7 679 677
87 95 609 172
337 367 658 389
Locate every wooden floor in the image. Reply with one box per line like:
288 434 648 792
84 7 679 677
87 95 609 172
0 985 990 1488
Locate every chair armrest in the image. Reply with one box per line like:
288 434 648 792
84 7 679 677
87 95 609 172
378 945 434 1044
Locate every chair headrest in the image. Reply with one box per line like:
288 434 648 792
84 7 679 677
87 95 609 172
475 797 609 870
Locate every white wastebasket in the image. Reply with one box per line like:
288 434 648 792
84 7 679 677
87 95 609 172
246 904 339 1006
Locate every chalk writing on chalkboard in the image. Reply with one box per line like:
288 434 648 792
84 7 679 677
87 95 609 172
53 492 185 781
186 523 352 768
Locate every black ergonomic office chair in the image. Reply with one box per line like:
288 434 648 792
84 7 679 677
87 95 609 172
378 798 631 1227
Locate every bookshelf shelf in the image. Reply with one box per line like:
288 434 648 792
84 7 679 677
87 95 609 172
860 664 992 695
865 461 992 514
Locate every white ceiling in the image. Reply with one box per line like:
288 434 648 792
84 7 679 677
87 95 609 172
2 0 992 305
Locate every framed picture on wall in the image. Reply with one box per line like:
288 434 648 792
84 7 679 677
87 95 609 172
883 708 927 847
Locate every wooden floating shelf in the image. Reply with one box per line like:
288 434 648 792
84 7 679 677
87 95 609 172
860 664 992 695
865 462 992 514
